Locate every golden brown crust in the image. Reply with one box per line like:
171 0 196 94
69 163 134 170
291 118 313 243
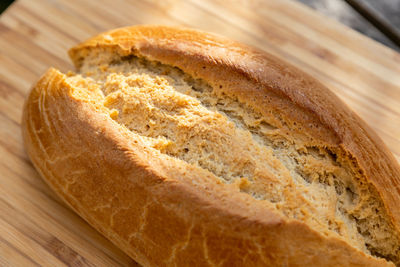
22 25 400 266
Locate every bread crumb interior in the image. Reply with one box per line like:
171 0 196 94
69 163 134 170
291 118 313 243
66 50 400 264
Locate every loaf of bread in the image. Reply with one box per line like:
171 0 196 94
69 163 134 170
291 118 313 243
22 25 400 266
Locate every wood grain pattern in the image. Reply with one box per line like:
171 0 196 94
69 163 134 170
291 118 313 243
0 0 399 265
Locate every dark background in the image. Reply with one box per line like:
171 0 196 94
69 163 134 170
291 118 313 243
1 0 399 51
0 0 12 13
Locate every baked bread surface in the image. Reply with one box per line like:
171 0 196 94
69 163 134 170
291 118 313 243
22 25 400 266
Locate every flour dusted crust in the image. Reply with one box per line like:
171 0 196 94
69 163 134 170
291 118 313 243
22 25 400 266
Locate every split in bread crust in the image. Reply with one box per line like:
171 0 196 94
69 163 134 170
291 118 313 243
23 25 400 266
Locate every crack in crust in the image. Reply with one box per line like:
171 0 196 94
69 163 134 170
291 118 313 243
66 52 400 263
166 221 196 266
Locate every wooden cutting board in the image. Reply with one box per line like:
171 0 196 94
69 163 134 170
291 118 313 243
1 0 400 265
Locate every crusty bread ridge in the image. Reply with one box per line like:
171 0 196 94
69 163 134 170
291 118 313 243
22 25 400 266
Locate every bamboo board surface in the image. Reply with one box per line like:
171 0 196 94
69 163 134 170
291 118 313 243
1 0 400 265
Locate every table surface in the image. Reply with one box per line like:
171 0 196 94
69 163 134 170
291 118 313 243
4 0 399 51
0 0 400 265
299 0 400 52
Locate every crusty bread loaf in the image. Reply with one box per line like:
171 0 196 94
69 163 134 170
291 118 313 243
22 25 400 266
